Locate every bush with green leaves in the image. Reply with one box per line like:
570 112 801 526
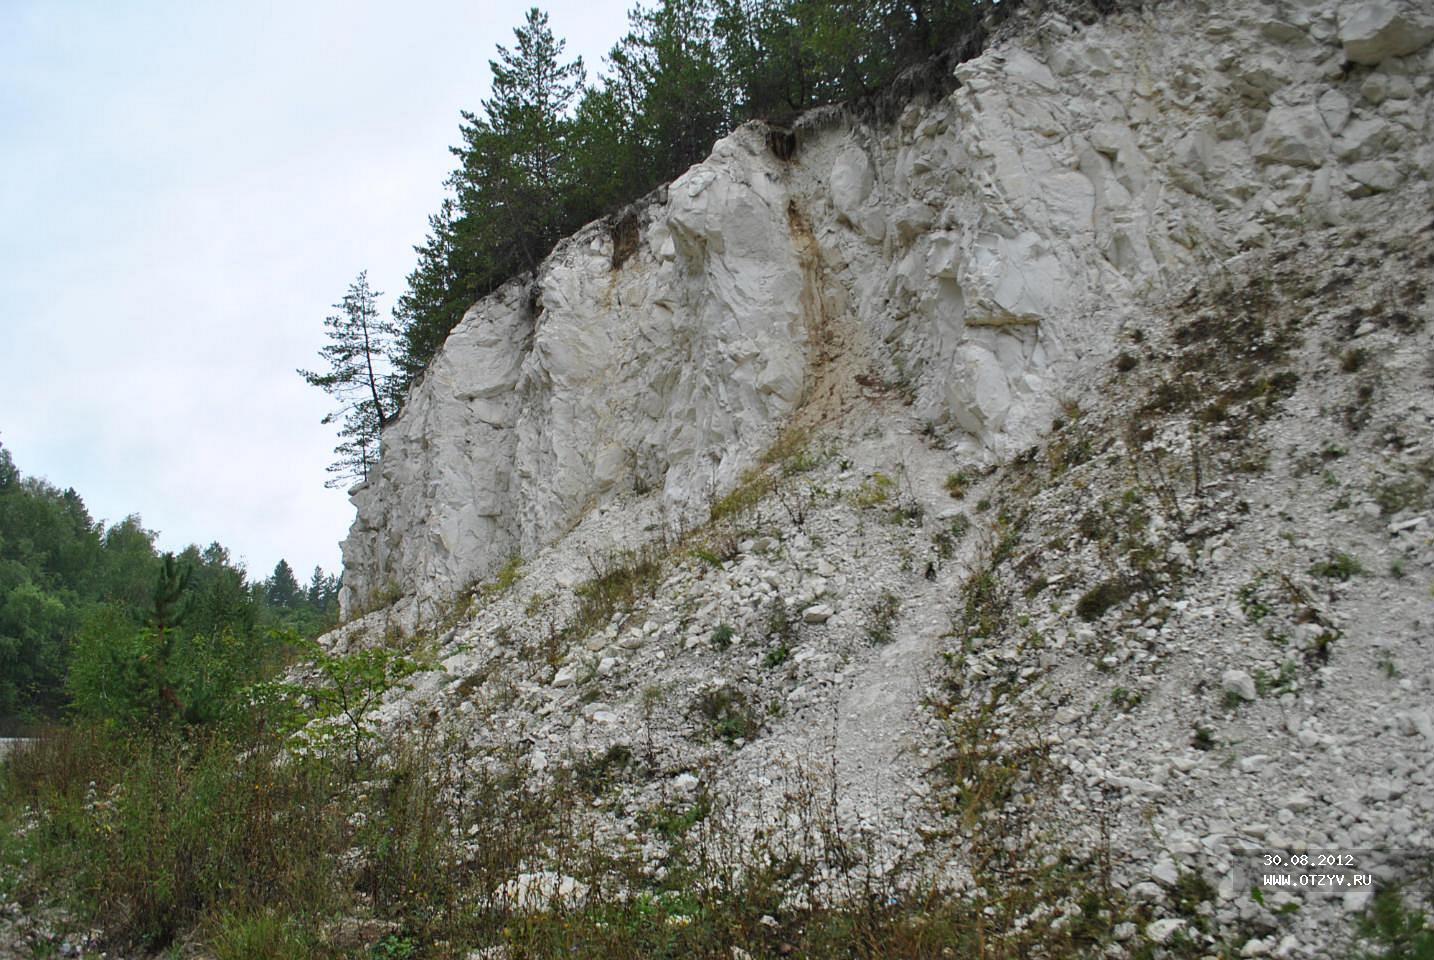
262 640 434 771
1356 887 1434 959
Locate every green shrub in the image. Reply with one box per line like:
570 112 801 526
266 641 432 771
1356 887 1434 959
1310 551 1363 581
709 623 735 650
210 908 318 960
853 472 895 508
1075 578 1135 622
864 592 902 645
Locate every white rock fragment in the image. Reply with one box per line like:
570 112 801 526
1222 669 1258 702
1344 889 1375 913
1253 106 1331 167
1346 160 1402 193
1145 918 1185 944
496 872 588 911
1396 710 1434 739
1151 858 1181 887
802 604 835 624
1338 1 1434 64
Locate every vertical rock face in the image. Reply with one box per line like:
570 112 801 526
340 0 1434 615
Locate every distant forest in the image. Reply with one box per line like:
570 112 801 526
0 441 338 724
305 0 1022 484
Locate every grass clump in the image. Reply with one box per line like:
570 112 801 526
210 908 319 960
1075 577 1135 622
763 643 791 667
1376 473 1432 516
709 622 735 651
864 591 902 645
944 470 972 499
692 686 762 744
959 566 1008 639
1109 687 1142 711
480 554 524 596
852 472 895 508
1341 346 1369 373
932 517 968 559
708 426 823 526
709 468 774 523
1310 551 1363 581
568 545 665 640
758 424 820 476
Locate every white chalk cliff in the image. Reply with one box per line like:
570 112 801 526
339 0 1434 616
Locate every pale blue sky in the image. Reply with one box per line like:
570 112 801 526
1 0 629 581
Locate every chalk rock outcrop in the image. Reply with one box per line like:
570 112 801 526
340 0 1434 615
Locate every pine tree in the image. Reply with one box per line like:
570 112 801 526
612 0 730 183
391 197 465 393
267 559 300 609
146 552 191 720
456 7 586 273
299 271 398 487
307 566 335 612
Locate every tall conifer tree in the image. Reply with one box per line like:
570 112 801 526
299 271 398 487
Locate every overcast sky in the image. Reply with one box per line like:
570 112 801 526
1 0 629 582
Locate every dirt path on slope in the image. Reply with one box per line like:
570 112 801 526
827 418 987 819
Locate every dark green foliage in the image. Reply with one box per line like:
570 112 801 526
1357 887 1434 960
390 198 467 389
267 559 300 609
1075 577 1135 622
151 552 191 632
614 0 730 182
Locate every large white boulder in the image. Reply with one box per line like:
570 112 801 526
829 142 875 224
1338 1 1434 64
1253 105 1332 167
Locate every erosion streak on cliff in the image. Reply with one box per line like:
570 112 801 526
786 199 864 429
